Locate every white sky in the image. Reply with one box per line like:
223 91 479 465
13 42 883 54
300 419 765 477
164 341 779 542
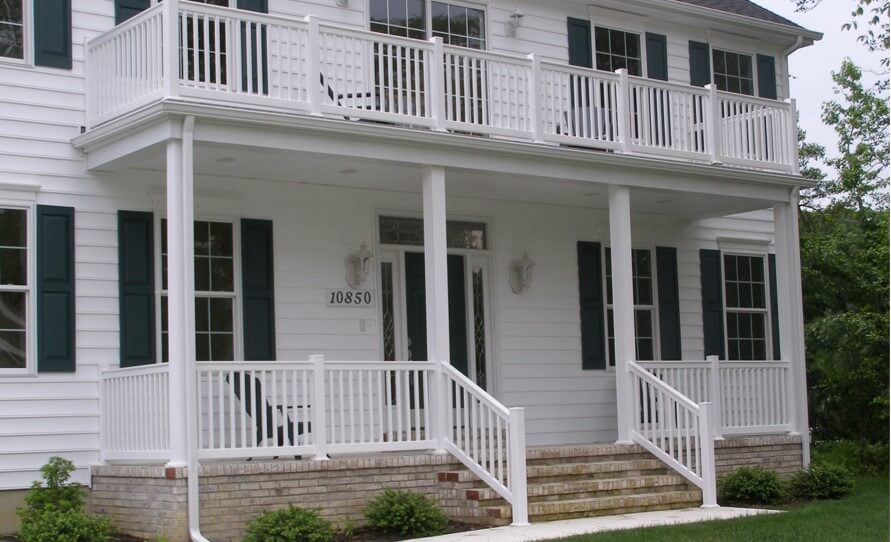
756 0 887 158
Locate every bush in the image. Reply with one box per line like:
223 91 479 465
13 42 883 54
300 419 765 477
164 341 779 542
719 467 786 505
17 457 112 542
364 489 447 537
812 439 890 475
789 463 855 500
242 506 333 542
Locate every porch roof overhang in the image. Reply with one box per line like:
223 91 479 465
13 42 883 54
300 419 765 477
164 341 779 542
72 99 814 218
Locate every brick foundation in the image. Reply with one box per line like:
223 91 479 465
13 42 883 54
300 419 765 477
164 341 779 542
715 435 804 478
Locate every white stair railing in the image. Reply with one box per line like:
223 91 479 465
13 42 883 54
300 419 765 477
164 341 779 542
628 360 717 507
440 363 528 525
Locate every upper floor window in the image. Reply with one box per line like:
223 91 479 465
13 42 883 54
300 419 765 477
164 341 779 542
712 49 754 96
594 26 641 76
0 208 28 370
369 0 486 49
723 254 768 360
0 0 24 60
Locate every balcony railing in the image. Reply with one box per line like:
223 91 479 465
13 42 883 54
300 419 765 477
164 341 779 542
85 0 799 174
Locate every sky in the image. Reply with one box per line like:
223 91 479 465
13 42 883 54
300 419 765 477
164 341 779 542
755 0 887 160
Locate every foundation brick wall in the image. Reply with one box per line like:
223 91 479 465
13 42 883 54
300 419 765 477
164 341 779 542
715 435 804 479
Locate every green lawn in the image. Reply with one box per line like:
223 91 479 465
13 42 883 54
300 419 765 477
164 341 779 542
551 476 889 542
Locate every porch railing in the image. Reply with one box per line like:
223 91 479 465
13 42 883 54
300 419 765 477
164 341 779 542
637 357 792 436
628 360 717 507
100 363 170 461
83 0 798 174
100 356 528 523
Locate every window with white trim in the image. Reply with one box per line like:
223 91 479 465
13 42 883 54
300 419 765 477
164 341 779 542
712 49 754 96
369 0 486 48
604 248 657 366
594 26 641 76
723 253 768 360
0 207 27 369
0 0 24 60
160 220 236 362
432 2 485 50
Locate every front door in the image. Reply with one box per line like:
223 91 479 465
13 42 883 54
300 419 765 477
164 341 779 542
403 252 469 377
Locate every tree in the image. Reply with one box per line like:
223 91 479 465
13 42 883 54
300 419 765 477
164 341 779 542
795 0 890 64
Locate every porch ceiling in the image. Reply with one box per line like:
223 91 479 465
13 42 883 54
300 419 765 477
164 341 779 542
127 141 779 219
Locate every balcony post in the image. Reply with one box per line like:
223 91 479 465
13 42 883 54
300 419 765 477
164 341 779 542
507 407 529 526
527 53 543 143
698 402 718 507
785 98 800 174
429 37 446 131
707 355 724 439
422 166 450 453
706 84 722 164
608 185 635 444
614 69 632 152
773 191 811 466
306 16 322 116
310 354 329 460
163 0 180 98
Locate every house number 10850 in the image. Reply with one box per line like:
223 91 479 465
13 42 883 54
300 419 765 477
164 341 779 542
326 289 373 307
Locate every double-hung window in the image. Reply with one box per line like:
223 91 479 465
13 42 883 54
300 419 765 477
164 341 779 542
723 254 768 360
0 0 24 60
369 0 486 47
712 49 754 96
594 26 641 76
0 208 28 370
604 248 657 365
160 220 236 362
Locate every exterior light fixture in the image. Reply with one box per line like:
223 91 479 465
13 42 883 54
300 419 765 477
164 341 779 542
346 242 373 288
505 10 524 37
509 252 535 294
335 0 348 6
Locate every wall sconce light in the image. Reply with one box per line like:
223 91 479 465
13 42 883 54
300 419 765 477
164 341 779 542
509 252 535 294
505 10 525 38
346 242 373 289
335 0 348 7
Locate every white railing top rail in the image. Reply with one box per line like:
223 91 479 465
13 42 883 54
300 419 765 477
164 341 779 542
86 2 165 49
318 20 428 48
627 74 710 96
194 361 313 371
628 361 700 412
721 360 792 368
538 60 620 81
442 43 529 65
637 359 792 368
717 90 792 109
178 0 310 29
441 362 510 418
101 363 171 377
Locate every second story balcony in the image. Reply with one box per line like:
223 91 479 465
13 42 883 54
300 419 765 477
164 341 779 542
84 1 800 175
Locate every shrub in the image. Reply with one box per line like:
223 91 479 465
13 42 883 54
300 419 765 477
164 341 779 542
364 489 447 537
812 439 890 475
242 506 333 542
789 463 855 500
719 467 786 505
17 457 112 542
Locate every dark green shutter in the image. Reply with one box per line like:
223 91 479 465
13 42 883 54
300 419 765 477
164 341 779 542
700 249 725 359
241 219 275 361
237 0 267 12
567 18 593 68
118 211 155 367
656 247 681 360
757 54 778 100
646 33 668 81
768 254 781 360
34 0 72 69
115 0 150 24
688 41 711 87
578 242 606 370
37 205 75 372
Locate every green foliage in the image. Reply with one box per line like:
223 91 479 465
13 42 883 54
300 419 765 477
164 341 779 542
790 463 855 500
813 440 890 475
795 0 889 65
364 489 448 537
719 467 786 505
242 506 333 542
17 457 112 542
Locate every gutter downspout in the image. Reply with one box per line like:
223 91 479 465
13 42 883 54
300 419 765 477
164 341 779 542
180 114 210 542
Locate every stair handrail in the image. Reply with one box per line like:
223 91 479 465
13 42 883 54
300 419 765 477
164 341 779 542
439 362 529 525
627 360 717 507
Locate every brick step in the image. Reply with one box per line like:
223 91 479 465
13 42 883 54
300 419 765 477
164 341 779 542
527 453 656 467
525 444 646 462
526 459 670 481
484 490 703 521
465 474 691 503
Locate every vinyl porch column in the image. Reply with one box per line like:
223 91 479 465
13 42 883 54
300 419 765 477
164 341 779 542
773 189 811 466
609 185 635 444
422 166 450 452
166 117 196 468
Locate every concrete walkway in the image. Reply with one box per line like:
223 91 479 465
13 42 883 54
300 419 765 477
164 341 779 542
413 507 780 542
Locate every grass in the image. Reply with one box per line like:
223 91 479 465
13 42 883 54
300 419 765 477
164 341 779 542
550 476 889 542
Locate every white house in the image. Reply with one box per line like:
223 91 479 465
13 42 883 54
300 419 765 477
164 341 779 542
0 0 821 539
